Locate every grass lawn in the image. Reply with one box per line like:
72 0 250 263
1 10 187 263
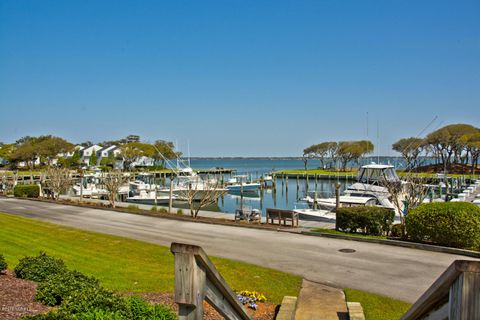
0 212 412 318
273 169 358 175
309 228 387 240
0 212 300 304
345 288 411 320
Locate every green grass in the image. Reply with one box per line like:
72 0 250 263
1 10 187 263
0 212 301 304
309 228 387 240
345 288 411 320
274 169 358 175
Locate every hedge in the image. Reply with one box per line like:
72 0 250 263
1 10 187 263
406 202 480 250
0 254 7 272
13 184 40 198
336 206 395 236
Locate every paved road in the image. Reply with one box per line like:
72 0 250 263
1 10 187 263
0 197 476 303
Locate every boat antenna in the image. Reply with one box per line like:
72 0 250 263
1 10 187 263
377 120 380 164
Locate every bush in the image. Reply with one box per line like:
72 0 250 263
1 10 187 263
15 252 67 282
36 270 100 306
58 286 128 316
336 206 395 236
124 296 177 320
406 202 480 250
390 223 405 238
158 207 168 214
0 254 8 272
127 204 140 211
13 184 40 198
176 209 184 215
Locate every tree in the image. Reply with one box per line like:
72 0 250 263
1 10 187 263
392 137 425 170
153 140 181 167
384 174 429 229
10 137 40 169
119 142 156 170
426 124 478 169
337 140 374 171
102 170 129 208
89 152 98 166
44 167 72 200
180 179 226 218
460 132 480 174
36 136 74 166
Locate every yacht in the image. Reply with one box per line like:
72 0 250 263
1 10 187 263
303 163 400 212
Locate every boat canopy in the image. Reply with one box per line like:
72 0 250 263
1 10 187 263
356 163 399 184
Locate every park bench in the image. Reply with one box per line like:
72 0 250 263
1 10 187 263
266 208 299 227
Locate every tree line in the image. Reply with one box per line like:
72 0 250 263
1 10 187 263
303 140 374 171
0 135 180 171
392 123 480 173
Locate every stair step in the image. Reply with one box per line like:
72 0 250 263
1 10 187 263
294 279 348 320
347 302 365 320
276 296 297 320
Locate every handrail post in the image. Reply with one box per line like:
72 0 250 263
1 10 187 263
172 246 207 320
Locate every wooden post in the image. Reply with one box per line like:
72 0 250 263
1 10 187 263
335 183 341 211
169 179 174 213
173 252 206 320
449 271 480 319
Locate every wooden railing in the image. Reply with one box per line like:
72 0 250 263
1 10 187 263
170 243 252 320
401 260 480 320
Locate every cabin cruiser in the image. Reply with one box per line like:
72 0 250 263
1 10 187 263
303 164 400 213
72 173 108 198
225 175 261 192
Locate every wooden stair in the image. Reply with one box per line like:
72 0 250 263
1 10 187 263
276 279 364 320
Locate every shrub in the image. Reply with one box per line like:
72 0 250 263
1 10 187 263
390 223 405 238
75 308 125 320
58 286 128 316
176 209 184 215
124 296 177 320
13 184 40 198
0 254 8 272
36 270 100 306
158 207 168 214
15 252 67 282
406 202 480 250
150 206 158 212
336 206 395 236
127 204 140 211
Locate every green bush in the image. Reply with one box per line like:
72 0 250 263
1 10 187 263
406 202 480 250
0 254 8 272
336 206 395 236
36 270 100 306
75 308 125 320
58 286 128 316
176 209 184 215
158 207 168 214
127 204 140 211
13 184 40 198
15 252 67 282
124 296 177 320
390 223 405 238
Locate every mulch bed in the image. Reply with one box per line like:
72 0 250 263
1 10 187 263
0 270 277 320
0 270 51 320
130 292 277 320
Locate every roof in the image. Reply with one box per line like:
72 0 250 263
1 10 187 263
360 163 395 169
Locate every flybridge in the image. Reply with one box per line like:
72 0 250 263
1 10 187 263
357 163 400 184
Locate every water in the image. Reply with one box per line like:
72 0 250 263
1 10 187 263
171 158 370 215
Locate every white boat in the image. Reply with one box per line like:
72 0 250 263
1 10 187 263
72 173 108 198
303 164 399 212
225 175 261 192
293 208 336 221
126 189 172 205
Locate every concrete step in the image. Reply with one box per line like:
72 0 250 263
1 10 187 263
294 279 348 320
276 296 297 320
347 302 365 320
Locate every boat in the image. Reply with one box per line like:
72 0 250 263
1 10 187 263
302 163 400 212
293 208 336 221
126 189 172 205
72 173 108 198
225 175 261 192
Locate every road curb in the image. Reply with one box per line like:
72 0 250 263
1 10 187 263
301 231 480 258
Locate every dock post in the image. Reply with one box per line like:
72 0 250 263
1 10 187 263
335 183 341 211
285 176 288 192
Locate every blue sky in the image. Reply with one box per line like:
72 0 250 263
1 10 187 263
1 0 479 156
